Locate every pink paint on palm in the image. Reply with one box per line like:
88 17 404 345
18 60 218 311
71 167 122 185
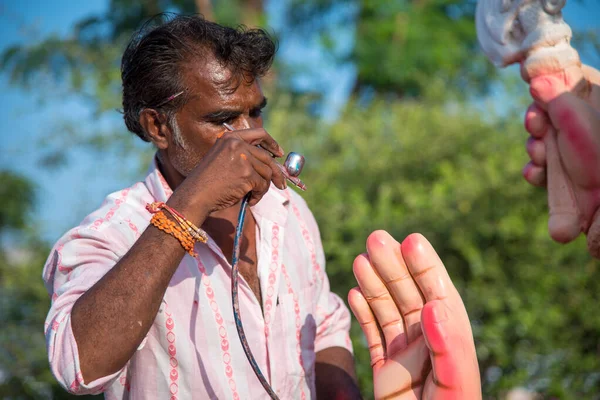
41 157 352 398
476 0 597 246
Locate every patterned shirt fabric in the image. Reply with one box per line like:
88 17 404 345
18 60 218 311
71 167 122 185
42 158 353 400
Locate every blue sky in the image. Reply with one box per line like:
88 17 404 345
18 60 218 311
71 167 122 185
0 0 599 243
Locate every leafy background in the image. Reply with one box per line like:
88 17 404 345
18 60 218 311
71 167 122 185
1 0 600 398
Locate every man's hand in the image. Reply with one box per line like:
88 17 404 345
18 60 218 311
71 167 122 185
523 65 600 253
348 231 481 399
173 127 287 222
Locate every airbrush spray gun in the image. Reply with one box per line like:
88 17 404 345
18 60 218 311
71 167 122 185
223 122 306 191
223 122 305 399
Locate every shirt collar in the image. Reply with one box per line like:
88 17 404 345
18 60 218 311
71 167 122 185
144 154 290 225
144 155 173 203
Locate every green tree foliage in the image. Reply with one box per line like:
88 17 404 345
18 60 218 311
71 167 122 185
0 171 35 232
286 0 496 97
0 171 100 398
1 237 57 399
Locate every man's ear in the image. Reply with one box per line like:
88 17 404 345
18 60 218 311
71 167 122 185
140 109 170 150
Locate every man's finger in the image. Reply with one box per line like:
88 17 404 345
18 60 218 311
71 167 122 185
235 128 284 158
247 170 270 206
246 151 272 181
247 145 287 190
348 287 386 369
366 230 424 344
549 92 600 189
353 254 408 353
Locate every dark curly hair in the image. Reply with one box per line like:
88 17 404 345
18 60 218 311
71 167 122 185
121 14 277 141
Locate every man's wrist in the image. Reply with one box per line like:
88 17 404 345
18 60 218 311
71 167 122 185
166 188 212 228
315 347 362 399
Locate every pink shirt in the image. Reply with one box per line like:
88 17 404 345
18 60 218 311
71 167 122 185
42 159 352 399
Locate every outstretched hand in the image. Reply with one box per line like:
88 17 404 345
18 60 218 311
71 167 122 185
348 231 481 399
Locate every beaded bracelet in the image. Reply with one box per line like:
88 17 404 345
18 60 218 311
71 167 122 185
149 211 198 257
146 202 208 244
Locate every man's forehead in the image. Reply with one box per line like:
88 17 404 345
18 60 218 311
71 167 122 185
179 56 263 115
181 56 237 97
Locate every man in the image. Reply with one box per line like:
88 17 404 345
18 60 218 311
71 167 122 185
43 15 361 399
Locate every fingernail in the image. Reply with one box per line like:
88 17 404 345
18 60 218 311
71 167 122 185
278 146 285 156
370 230 390 246
431 303 448 323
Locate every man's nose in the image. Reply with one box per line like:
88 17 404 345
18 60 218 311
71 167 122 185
238 116 262 130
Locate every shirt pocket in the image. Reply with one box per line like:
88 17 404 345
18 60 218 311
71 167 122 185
278 285 317 399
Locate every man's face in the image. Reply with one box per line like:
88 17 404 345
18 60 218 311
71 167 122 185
165 55 267 177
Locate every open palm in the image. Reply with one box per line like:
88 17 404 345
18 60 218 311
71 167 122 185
348 231 481 399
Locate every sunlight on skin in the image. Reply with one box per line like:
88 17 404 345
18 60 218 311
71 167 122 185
349 231 481 400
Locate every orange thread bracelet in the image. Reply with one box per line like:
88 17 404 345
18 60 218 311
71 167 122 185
146 202 208 244
149 211 197 257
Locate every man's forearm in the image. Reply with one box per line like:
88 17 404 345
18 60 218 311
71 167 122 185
71 195 210 384
315 347 362 400
71 224 187 383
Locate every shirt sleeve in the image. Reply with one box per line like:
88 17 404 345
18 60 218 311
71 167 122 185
299 198 354 355
42 227 137 395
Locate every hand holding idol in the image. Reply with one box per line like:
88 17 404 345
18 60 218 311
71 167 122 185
476 0 600 257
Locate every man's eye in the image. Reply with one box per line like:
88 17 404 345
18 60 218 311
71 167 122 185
213 117 235 126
